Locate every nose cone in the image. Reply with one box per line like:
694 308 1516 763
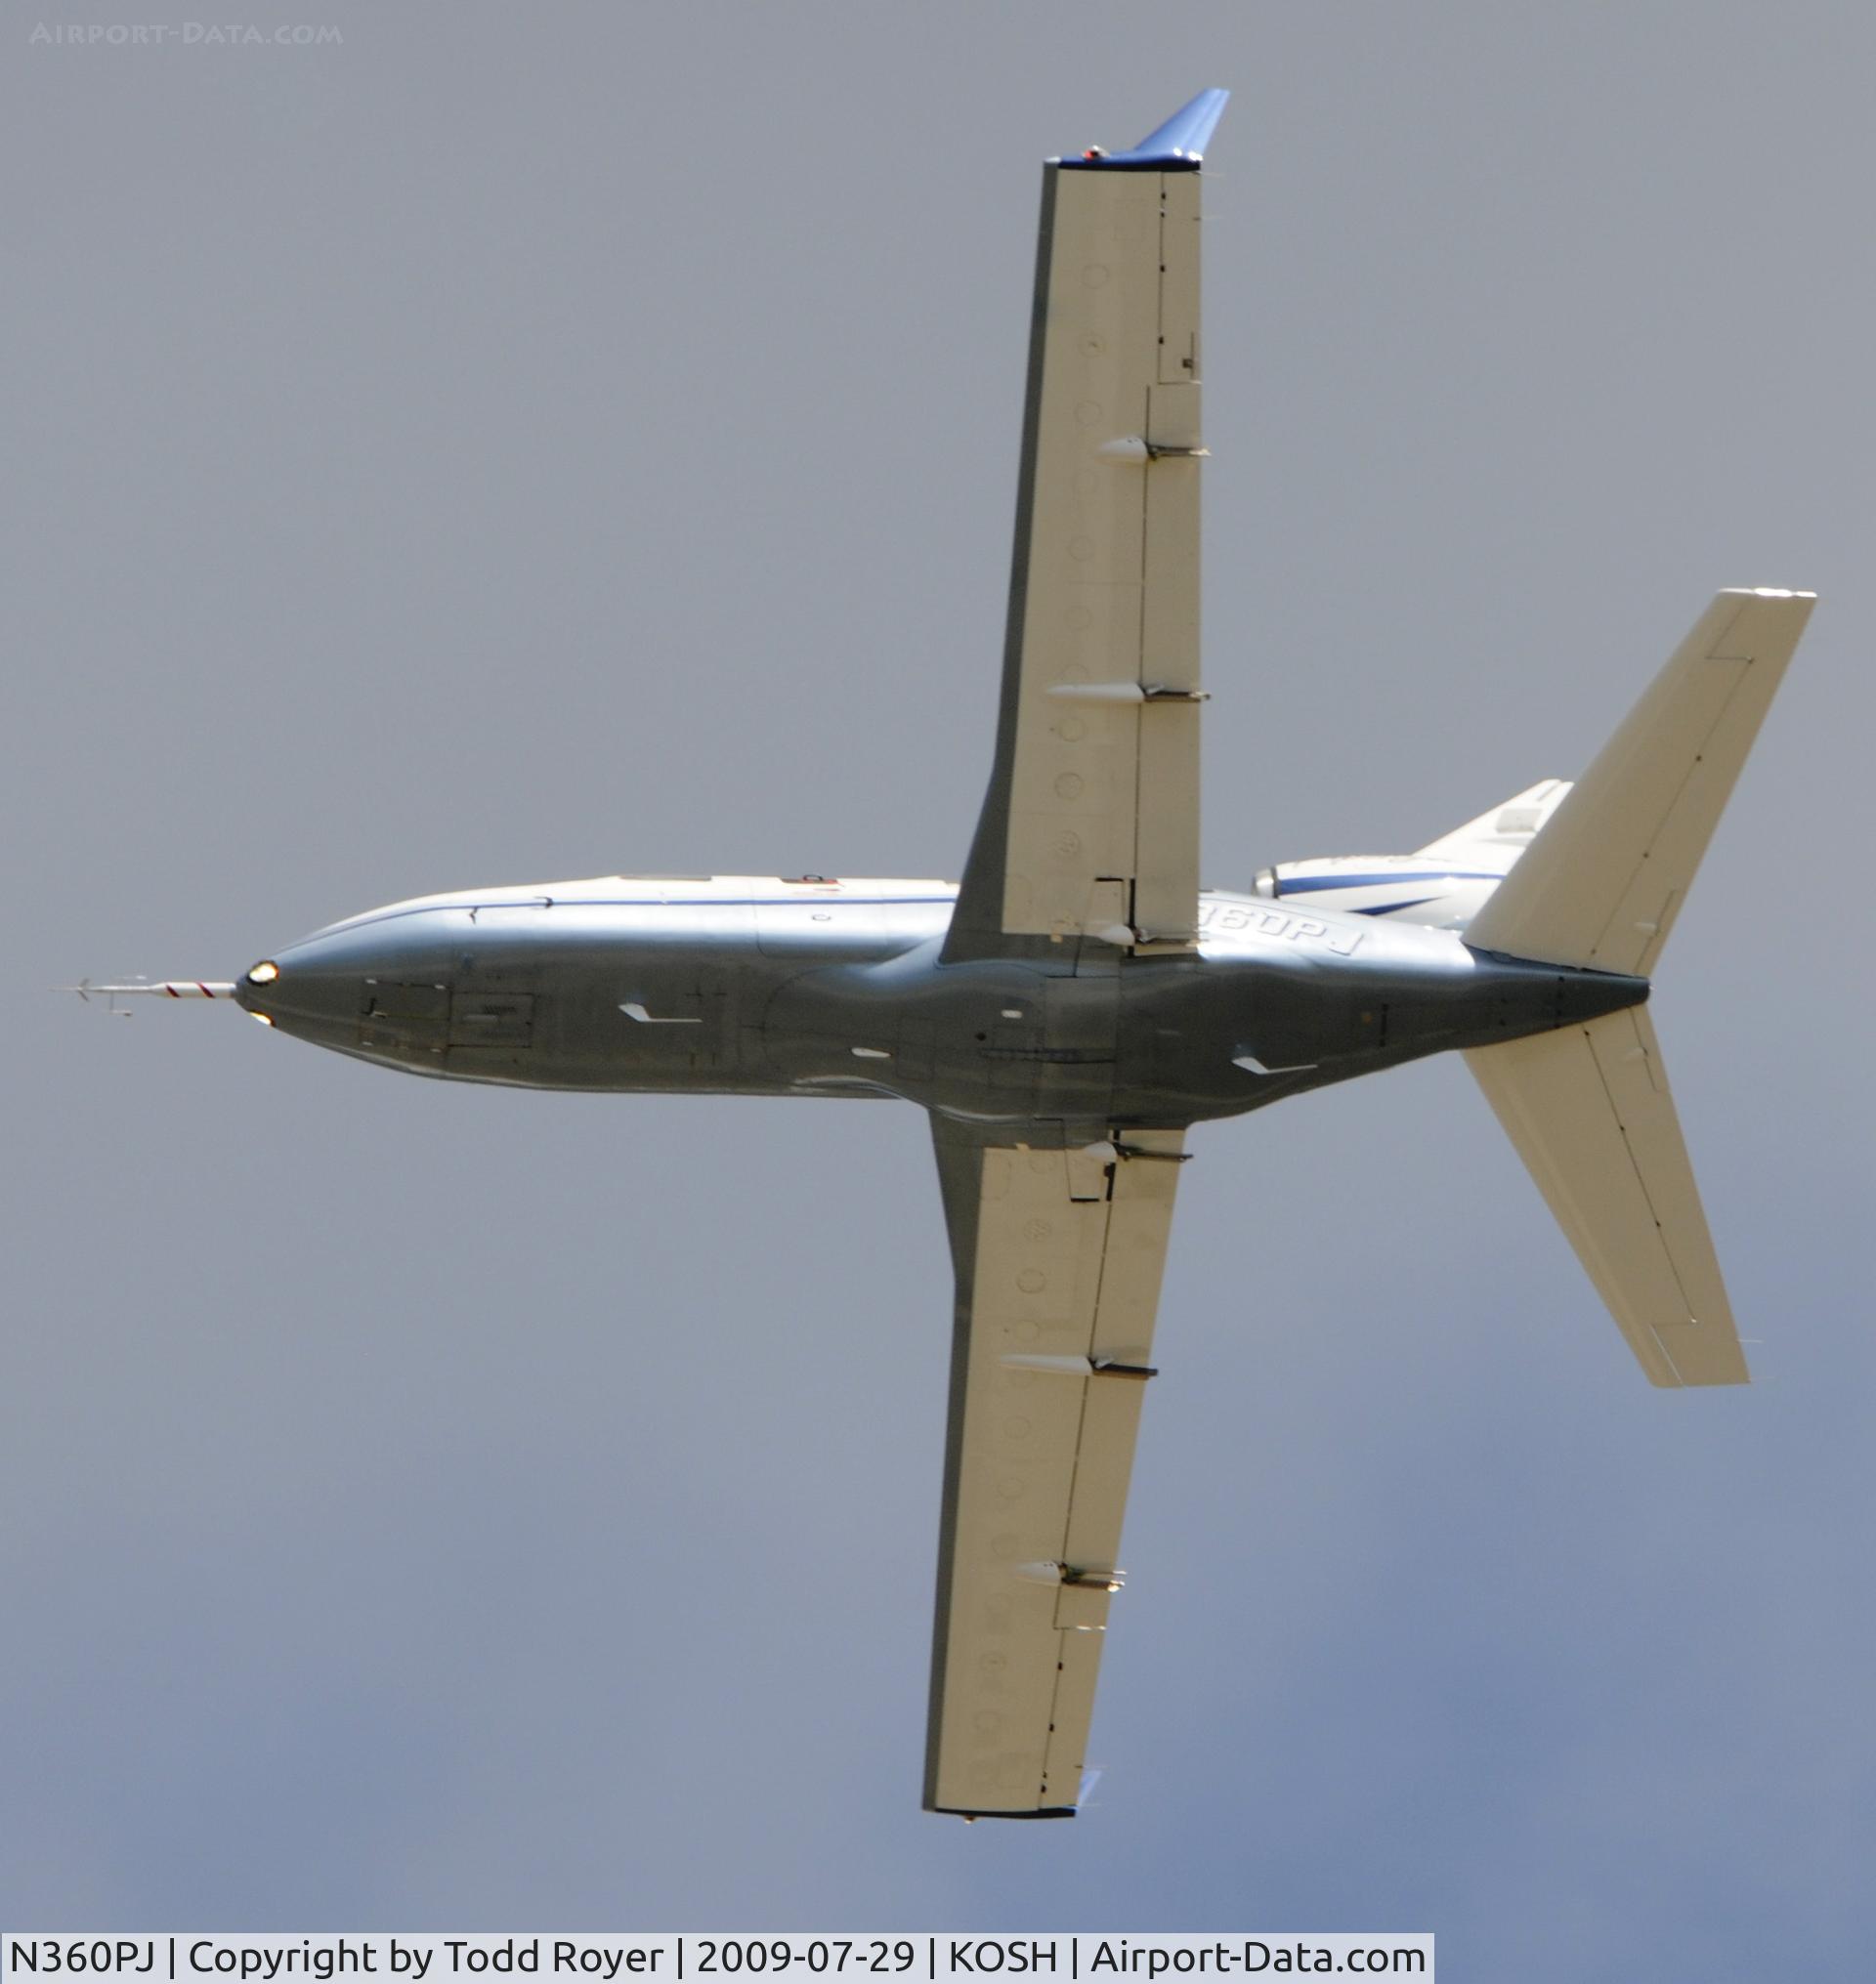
234 913 458 1058
234 944 368 1049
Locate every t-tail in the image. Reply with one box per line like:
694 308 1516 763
1458 588 1814 1386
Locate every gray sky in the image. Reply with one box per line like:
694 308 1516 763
6 1 1874 1968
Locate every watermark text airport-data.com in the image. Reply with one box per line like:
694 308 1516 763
28 21 342 45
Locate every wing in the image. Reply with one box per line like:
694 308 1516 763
924 1117 1186 1817
943 91 1228 963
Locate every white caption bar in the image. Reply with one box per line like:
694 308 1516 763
2 1938 1432 1983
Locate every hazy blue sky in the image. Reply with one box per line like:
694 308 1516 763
6 3 1874 1973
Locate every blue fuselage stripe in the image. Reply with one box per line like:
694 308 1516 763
1276 871 1500 895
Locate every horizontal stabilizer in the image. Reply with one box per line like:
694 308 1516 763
1464 589 1813 974
1465 1007 1747 1387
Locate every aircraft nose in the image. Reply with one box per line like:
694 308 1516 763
233 946 368 1045
233 912 463 1059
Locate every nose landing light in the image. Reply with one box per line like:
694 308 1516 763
247 960 279 985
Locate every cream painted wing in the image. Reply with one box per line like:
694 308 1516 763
923 1119 1186 1817
945 93 1227 961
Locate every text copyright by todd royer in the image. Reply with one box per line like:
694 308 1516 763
3 1939 1431 1983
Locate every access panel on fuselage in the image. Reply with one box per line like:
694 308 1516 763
358 981 450 1058
448 991 534 1046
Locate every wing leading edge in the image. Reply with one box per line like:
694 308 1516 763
944 91 1226 962
924 1119 1186 1817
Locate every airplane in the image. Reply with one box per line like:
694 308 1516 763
83 89 1813 1819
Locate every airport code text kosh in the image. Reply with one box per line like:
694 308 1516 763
3 1942 1431 1983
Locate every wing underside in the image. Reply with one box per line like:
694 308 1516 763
944 136 1214 960
924 1120 1185 1817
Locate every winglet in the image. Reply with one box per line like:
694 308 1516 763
1061 88 1229 170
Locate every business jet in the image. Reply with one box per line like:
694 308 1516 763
83 90 1812 1818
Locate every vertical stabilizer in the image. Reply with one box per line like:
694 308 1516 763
1415 778 1573 870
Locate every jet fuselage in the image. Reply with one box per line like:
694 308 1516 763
237 876 1644 1132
